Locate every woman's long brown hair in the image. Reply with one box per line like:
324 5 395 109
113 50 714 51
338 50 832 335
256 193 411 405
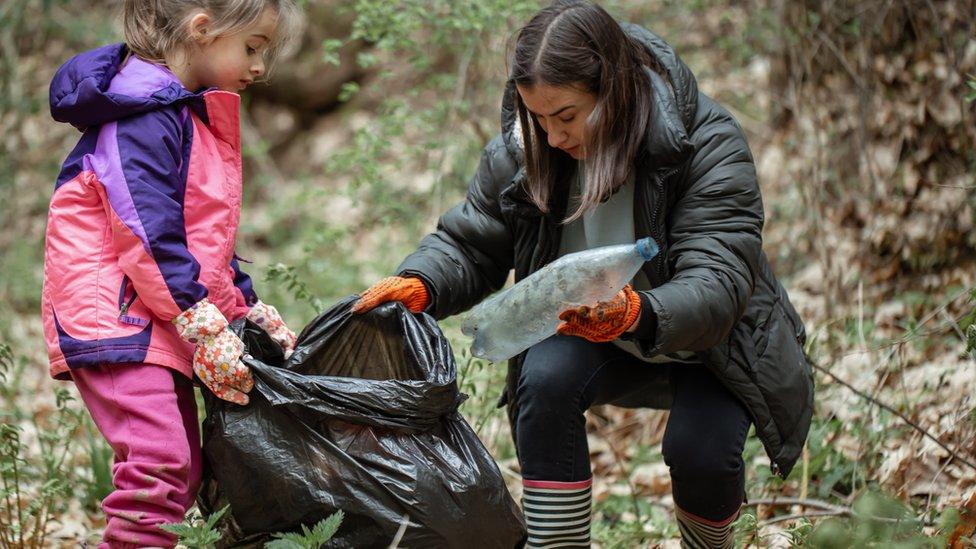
511 0 660 223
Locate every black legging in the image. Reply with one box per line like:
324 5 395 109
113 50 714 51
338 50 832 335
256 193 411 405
515 335 750 521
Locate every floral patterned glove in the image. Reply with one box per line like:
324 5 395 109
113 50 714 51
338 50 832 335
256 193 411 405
246 301 297 358
556 284 642 343
172 298 253 405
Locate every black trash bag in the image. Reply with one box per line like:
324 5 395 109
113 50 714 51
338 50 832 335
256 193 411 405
198 296 527 548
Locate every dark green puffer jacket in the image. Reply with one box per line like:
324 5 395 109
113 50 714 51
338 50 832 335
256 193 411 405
397 24 813 477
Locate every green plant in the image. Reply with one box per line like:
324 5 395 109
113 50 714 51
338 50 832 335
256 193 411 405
80 419 114 511
0 423 26 548
0 344 83 549
161 507 344 549
160 505 228 548
453 344 504 431
783 518 815 546
265 510 344 549
591 516 648 548
592 493 677 547
0 344 24 413
265 262 326 313
732 511 762 547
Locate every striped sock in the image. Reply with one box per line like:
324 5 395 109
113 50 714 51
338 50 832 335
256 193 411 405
522 478 592 548
674 505 736 549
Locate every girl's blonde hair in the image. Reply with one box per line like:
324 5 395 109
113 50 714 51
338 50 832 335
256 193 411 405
122 0 303 77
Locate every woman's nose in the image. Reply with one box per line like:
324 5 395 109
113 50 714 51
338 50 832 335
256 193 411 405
547 127 567 148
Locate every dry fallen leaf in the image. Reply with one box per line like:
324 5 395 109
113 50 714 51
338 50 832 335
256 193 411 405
949 490 976 549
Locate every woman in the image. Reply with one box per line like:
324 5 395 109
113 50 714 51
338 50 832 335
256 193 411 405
353 2 813 547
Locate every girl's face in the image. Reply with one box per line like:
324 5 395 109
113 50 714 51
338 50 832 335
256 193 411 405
185 7 278 93
517 82 596 160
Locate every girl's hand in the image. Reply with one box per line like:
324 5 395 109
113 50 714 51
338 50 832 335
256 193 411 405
352 276 430 314
557 284 642 343
172 299 253 405
246 301 298 358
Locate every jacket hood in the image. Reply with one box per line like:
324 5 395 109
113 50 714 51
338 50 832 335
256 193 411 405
500 24 698 168
49 43 203 130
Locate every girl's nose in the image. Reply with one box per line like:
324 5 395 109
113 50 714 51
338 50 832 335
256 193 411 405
251 60 265 77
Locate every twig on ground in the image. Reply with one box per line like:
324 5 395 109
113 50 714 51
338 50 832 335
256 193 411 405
760 509 846 527
745 497 848 513
750 497 934 527
939 308 968 344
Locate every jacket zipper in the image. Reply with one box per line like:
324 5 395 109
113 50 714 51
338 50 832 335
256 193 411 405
117 275 148 327
650 167 679 285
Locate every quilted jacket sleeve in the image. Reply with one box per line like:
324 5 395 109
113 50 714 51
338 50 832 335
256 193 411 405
641 94 764 354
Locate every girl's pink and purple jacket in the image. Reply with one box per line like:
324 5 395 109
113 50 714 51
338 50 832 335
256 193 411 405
43 44 257 380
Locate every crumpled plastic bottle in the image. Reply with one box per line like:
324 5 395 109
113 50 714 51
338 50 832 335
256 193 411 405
461 238 659 362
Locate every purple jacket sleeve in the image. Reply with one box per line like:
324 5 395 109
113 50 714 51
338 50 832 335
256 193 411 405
231 255 259 307
97 107 208 321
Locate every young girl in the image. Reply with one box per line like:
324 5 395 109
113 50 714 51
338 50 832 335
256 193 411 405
354 1 812 547
43 1 302 546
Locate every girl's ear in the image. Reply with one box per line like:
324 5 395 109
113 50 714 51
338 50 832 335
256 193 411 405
187 11 214 45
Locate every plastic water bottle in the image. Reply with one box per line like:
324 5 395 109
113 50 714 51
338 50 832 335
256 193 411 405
460 238 659 362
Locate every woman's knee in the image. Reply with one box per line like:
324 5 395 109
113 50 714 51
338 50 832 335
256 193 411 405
517 336 599 408
664 366 750 481
662 426 744 481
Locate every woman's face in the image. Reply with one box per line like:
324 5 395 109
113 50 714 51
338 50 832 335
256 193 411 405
517 82 596 160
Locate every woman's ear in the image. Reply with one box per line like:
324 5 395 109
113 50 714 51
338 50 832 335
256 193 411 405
187 11 214 45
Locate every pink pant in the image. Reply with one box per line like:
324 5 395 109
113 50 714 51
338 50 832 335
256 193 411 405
71 363 202 549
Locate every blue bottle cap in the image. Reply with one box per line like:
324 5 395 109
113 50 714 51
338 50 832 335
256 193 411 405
635 237 659 262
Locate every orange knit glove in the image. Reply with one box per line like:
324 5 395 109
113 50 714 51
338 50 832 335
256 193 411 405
556 285 642 343
351 276 430 314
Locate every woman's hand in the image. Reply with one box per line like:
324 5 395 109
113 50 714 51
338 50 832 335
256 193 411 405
352 276 430 314
556 284 642 343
